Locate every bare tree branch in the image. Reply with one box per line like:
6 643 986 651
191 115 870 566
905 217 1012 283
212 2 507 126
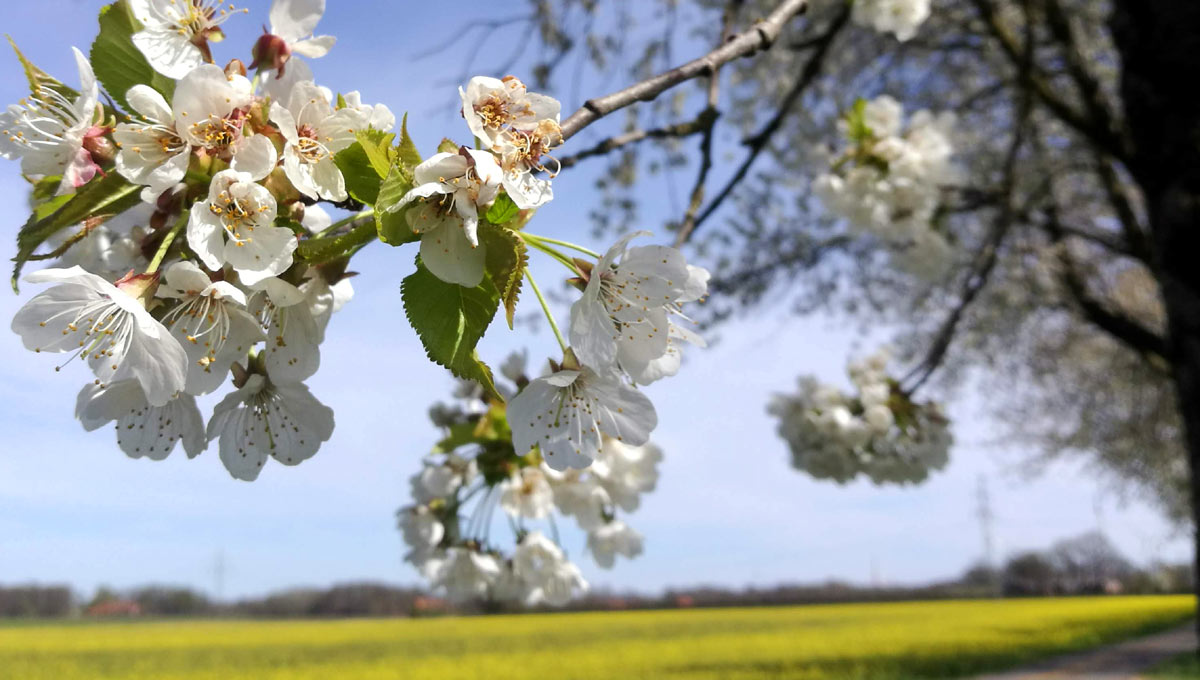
558 0 809 142
673 1 743 248
969 0 1133 161
678 4 850 244
557 111 710 170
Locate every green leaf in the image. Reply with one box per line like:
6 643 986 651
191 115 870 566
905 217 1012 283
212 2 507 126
336 92 347 110
396 113 422 170
432 421 487 454
437 138 459 154
296 219 377 264
480 222 527 329
12 173 142 291
91 1 174 113
374 163 418 246
355 129 396 179
401 256 503 402
333 143 384 205
7 36 80 105
846 97 871 142
485 193 520 226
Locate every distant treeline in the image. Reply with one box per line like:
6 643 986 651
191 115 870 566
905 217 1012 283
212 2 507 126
2 532 1192 619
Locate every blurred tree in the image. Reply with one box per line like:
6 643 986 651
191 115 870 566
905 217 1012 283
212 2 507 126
445 0 1199 620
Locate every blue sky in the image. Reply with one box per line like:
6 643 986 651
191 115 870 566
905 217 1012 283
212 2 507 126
0 0 1187 600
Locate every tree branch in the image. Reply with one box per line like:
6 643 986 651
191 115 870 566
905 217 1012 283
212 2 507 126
678 4 850 245
969 0 1133 160
558 0 809 142
673 1 743 248
557 117 711 170
1043 211 1168 360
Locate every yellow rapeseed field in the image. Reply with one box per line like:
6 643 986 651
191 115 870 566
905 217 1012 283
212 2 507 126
0 595 1192 680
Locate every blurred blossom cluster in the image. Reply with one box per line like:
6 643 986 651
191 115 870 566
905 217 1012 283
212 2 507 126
851 0 932 42
813 95 960 280
399 353 661 605
768 348 952 485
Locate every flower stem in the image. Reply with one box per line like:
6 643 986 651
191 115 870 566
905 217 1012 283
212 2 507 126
523 232 601 259
144 210 189 275
524 266 568 352
315 207 374 238
525 239 577 272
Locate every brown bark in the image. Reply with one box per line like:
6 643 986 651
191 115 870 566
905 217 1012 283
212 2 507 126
1111 0 1200 648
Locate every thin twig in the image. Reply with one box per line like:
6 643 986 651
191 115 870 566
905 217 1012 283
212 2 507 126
557 117 712 169
558 0 809 142
682 4 849 244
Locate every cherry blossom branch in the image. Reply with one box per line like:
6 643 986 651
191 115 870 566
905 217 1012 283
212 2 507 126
558 0 810 143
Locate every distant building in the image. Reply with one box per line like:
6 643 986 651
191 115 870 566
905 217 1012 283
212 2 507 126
86 600 142 618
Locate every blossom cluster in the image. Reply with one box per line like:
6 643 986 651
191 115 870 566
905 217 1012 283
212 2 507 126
768 349 952 485
399 356 660 605
3 0 369 479
851 0 931 42
813 95 959 279
1 0 708 515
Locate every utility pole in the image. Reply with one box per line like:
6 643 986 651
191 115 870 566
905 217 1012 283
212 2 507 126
975 475 1000 596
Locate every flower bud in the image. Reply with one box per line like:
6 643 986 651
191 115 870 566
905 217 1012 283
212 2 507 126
250 31 292 75
81 127 116 165
114 271 160 307
224 58 247 78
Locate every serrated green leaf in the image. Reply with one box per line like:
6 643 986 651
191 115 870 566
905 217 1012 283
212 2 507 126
374 163 418 246
296 218 377 264
480 222 527 329
485 193 520 226
437 138 459 154
336 92 347 110
91 1 174 113
333 142 383 205
12 173 142 291
401 256 503 402
396 113 422 170
355 129 396 179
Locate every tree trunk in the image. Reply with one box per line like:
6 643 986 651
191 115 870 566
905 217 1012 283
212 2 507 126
1112 0 1200 649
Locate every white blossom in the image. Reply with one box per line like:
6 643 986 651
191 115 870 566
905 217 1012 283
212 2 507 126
459 76 560 150
398 504 445 568
508 361 657 471
247 276 322 383
342 91 395 132
129 0 248 78
388 149 503 287
587 521 644 569
512 532 586 606
206 373 334 481
76 380 205 460
113 86 190 202
270 80 363 201
431 547 500 601
267 0 335 63
852 0 931 42
591 438 662 513
11 267 187 406
570 231 701 377
187 138 297 285
0 47 100 194
172 64 254 157
156 260 264 395
499 467 554 519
